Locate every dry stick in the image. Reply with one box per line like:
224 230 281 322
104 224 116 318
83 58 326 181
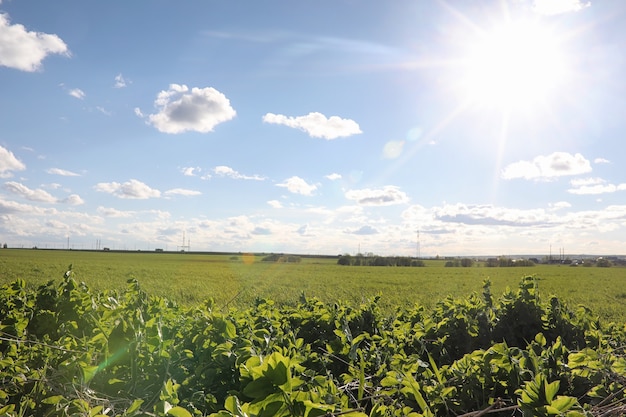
595 386 626 408
455 398 520 417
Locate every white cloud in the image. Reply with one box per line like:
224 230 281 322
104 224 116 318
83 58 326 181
97 206 135 218
143 84 236 134
533 0 590 15
548 201 571 211
345 186 409 206
213 165 265 180
277 176 317 196
164 188 202 197
0 145 26 177
47 167 80 176
3 181 57 203
501 152 592 180
114 73 129 88
346 225 379 235
181 166 201 176
0 13 69 71
267 200 283 208
94 179 161 199
431 203 553 227
68 88 85 99
62 194 84 205
325 173 342 181
263 112 362 139
96 106 111 116
568 177 626 195
594 157 610 164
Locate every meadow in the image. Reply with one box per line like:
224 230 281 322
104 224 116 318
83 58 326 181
1 248 625 322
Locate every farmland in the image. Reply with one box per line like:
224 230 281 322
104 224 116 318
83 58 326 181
1 248 624 322
2 248 626 416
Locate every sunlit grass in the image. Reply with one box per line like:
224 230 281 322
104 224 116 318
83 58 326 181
1 249 624 322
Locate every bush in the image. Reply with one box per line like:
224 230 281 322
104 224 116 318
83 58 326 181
261 254 301 263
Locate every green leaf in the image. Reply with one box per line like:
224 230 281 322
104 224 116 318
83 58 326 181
42 395 65 405
166 406 193 417
243 376 275 399
126 399 144 414
544 380 560 403
265 360 289 387
224 396 247 417
0 404 15 415
565 411 587 417
302 400 335 417
81 364 100 383
550 396 577 413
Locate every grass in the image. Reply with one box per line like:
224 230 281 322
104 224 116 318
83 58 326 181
1 248 625 322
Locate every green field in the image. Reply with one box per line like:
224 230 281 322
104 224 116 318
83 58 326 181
2 248 625 322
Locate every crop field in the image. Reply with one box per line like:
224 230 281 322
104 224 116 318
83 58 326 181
3 248 626 416
1 248 625 322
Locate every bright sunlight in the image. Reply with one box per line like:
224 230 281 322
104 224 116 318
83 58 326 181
459 20 569 110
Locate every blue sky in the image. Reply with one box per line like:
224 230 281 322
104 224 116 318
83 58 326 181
1 0 625 256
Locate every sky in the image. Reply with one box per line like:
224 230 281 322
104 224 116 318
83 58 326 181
1 0 625 257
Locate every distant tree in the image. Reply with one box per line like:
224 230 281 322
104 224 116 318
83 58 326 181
460 258 474 267
337 254 352 266
596 258 612 268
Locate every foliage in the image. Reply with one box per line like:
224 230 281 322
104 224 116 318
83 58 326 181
337 254 425 267
1 268 626 416
444 258 474 267
485 257 536 267
261 254 302 263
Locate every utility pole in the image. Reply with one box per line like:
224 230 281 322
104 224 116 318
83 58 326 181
416 230 421 259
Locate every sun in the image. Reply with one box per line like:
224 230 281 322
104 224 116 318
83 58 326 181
457 19 569 111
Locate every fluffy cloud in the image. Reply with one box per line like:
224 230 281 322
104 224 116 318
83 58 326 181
142 84 236 134
47 168 80 176
267 200 283 208
94 179 161 199
263 112 362 139
68 88 85 99
277 176 318 196
62 194 85 205
345 186 409 206
432 203 551 227
164 188 202 197
568 178 626 195
0 145 25 177
3 181 57 203
501 152 592 180
532 0 590 15
213 166 264 180
325 173 342 181
0 13 69 71
181 166 201 177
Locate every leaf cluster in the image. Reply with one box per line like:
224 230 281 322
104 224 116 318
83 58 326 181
1 272 625 416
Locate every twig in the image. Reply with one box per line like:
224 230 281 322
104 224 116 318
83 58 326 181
455 398 520 417
0 332 85 354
